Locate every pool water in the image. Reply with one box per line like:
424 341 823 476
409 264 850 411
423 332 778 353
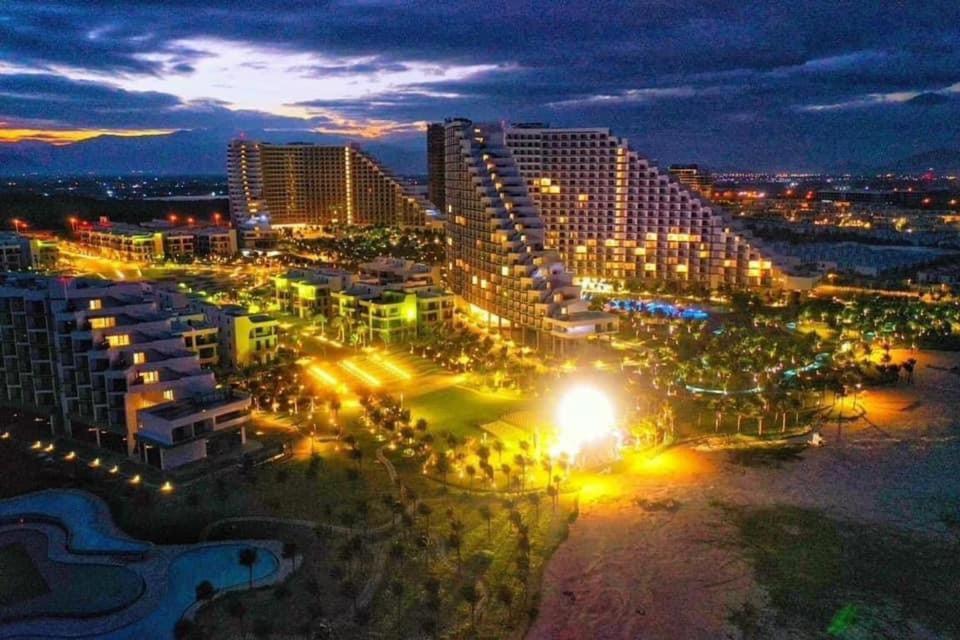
104 544 279 640
0 491 149 555
605 298 710 320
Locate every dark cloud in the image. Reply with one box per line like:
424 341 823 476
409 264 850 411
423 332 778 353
1 0 959 171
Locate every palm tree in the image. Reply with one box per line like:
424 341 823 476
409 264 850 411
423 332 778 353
496 583 514 620
417 502 433 534
546 484 558 512
447 531 462 573
479 504 493 541
350 446 363 471
513 453 527 491
195 580 216 603
282 541 298 572
465 464 477 489
526 492 541 522
389 579 405 620
435 454 450 484
314 313 328 336
492 439 505 464
238 547 258 590
460 582 480 626
329 395 341 427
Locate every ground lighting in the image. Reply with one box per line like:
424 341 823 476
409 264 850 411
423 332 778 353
551 385 617 460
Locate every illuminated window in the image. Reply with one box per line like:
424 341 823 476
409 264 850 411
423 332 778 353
133 352 146 364
106 334 129 347
163 389 175 401
141 370 159 384
501 266 510 276
88 299 102 310
90 317 116 329
577 194 589 202
645 233 658 241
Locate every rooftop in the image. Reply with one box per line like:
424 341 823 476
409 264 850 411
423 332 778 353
142 388 248 422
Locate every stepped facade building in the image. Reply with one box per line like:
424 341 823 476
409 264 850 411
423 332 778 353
444 119 617 350
0 275 250 470
227 140 429 227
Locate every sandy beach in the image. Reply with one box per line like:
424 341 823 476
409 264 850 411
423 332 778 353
528 350 960 640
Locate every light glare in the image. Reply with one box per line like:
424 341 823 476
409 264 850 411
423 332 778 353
552 386 616 459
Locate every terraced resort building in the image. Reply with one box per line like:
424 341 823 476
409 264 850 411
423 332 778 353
443 119 617 350
0 275 250 470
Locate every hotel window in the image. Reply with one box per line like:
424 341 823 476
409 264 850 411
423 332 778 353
141 370 159 384
89 299 102 310
133 352 146 364
106 334 130 347
163 389 175 401
90 317 116 329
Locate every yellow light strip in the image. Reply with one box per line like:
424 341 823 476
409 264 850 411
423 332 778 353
340 359 382 387
371 354 411 380
308 365 340 388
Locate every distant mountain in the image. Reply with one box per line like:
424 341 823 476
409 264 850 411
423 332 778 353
0 128 428 177
906 92 955 107
879 148 960 174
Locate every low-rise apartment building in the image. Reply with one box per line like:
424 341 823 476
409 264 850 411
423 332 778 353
332 285 455 344
274 268 354 318
198 303 279 368
0 275 249 470
0 233 60 272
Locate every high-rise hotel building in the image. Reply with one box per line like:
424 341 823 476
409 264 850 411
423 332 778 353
426 122 446 211
497 124 780 289
444 119 616 349
228 140 429 227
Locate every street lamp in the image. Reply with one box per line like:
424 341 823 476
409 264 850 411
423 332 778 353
11 218 25 234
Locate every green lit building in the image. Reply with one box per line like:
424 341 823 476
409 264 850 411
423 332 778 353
332 285 454 344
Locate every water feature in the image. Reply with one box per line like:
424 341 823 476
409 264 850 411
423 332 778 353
103 544 279 640
604 298 710 320
0 490 149 555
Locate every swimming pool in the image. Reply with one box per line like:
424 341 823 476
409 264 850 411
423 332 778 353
604 298 710 320
103 544 279 640
0 490 149 555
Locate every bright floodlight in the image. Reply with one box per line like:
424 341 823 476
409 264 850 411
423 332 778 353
552 385 616 460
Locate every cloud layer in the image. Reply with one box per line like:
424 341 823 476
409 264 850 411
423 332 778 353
2 0 959 172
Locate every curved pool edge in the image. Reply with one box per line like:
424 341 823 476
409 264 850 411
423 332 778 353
0 539 287 640
0 489 151 556
177 540 288 624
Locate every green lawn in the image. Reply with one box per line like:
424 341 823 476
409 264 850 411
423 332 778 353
407 387 532 438
0 543 47 607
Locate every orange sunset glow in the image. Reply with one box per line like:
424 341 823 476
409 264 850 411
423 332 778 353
0 127 175 145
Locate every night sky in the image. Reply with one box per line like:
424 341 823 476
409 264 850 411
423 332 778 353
1 1 960 174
